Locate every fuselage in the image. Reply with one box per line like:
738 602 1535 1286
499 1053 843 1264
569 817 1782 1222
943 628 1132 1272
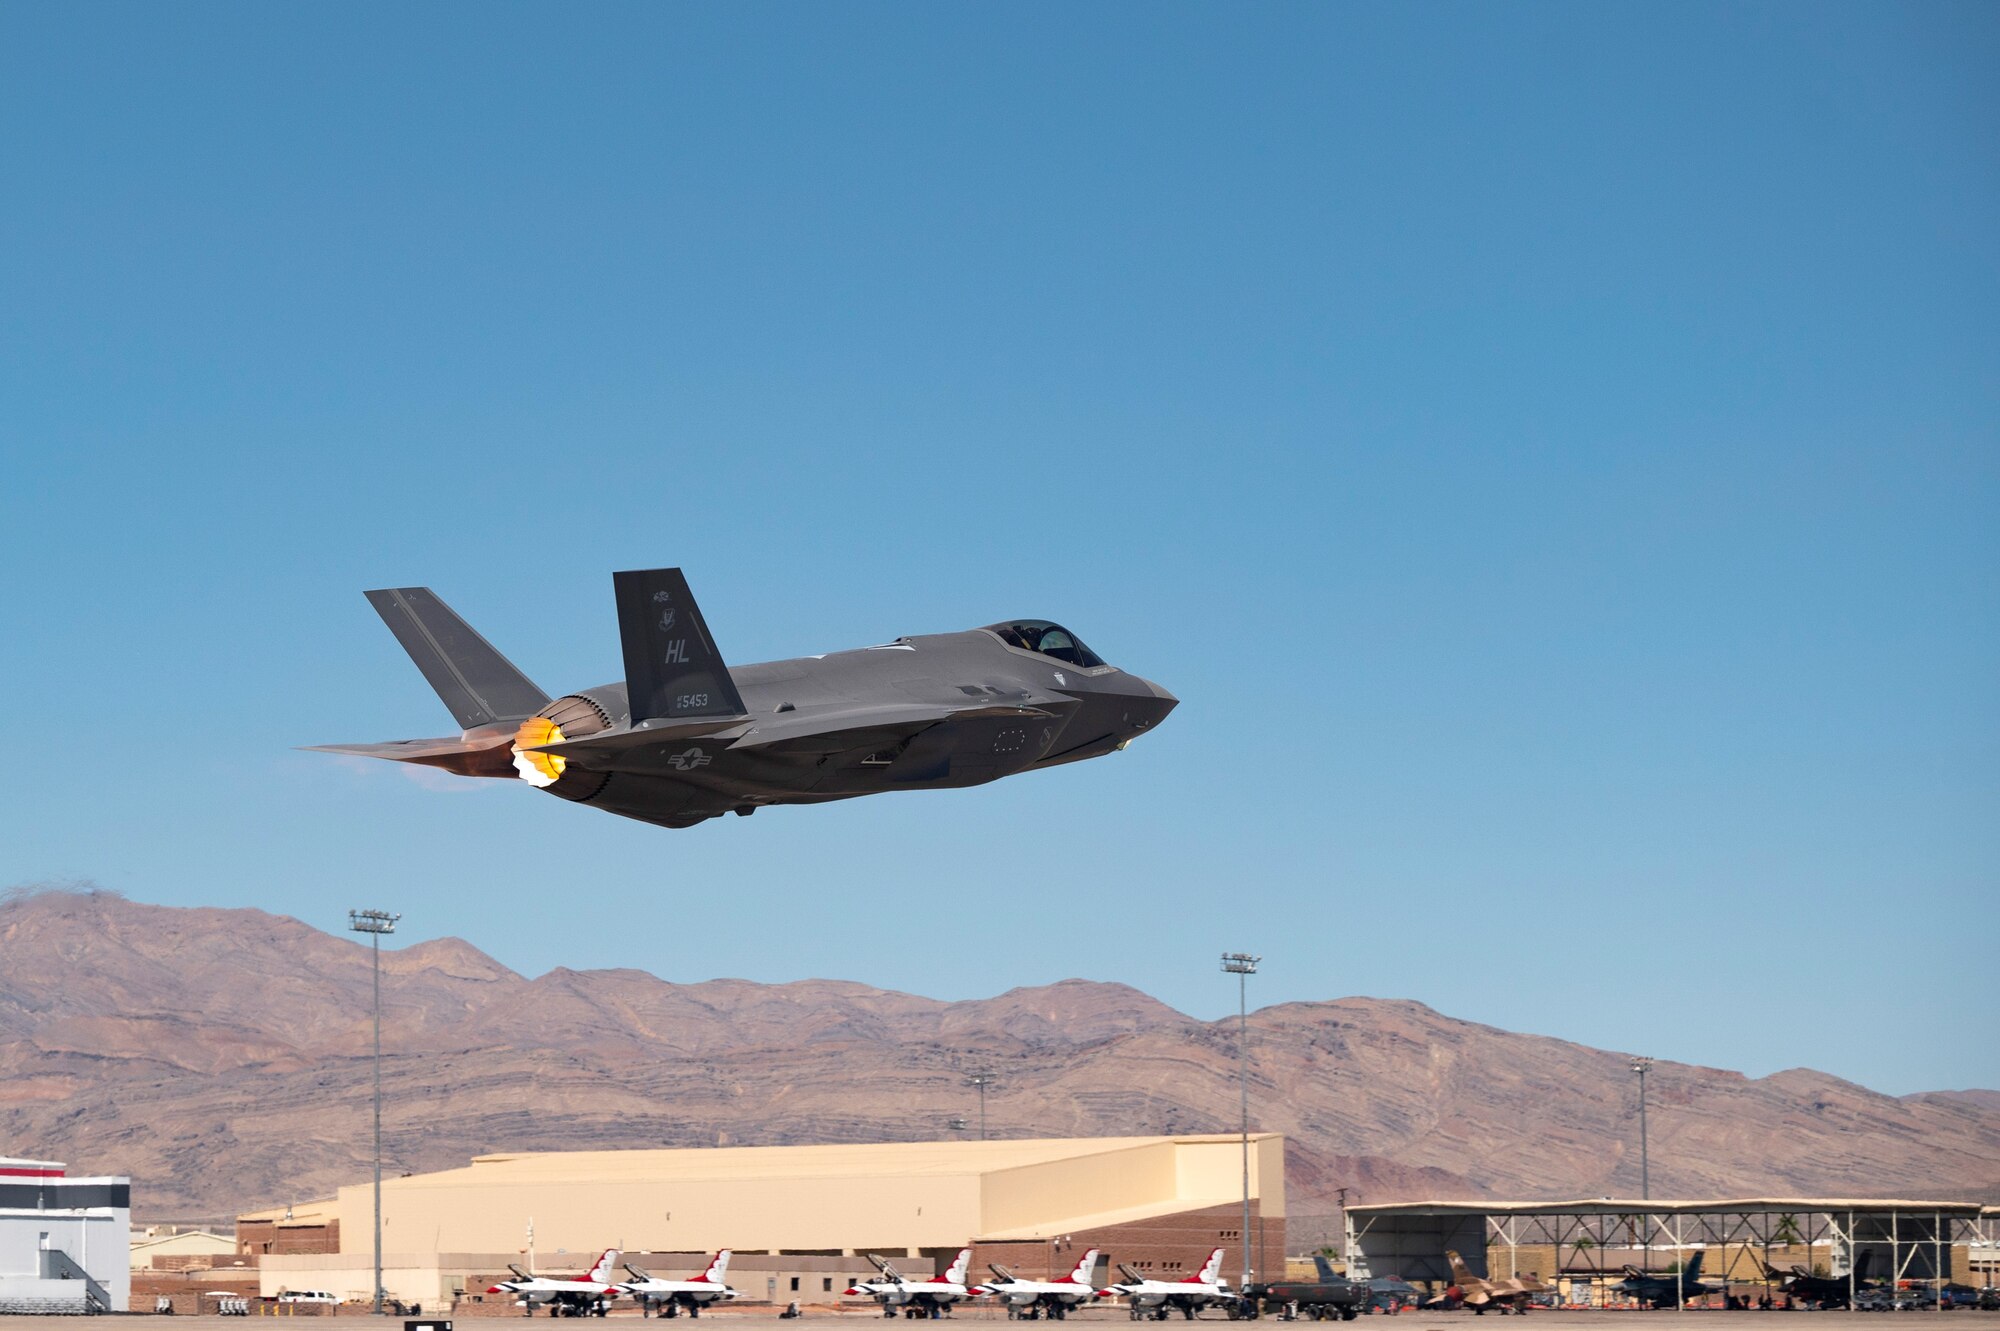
499 1281 618 1301
1110 1281 1232 1308
529 627 1176 828
981 1279 1098 1309
624 1281 733 1300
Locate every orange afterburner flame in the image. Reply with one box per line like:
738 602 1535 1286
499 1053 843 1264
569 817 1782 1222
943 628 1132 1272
511 716 567 786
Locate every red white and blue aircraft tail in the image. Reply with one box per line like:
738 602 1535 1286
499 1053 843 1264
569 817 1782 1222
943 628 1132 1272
1065 1249 1101 1286
698 1251 732 1283
1189 1248 1224 1285
586 1250 622 1285
942 1248 972 1285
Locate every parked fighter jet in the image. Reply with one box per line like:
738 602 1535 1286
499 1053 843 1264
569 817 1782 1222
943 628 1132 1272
311 570 1176 830
972 1249 1101 1318
846 1250 973 1318
1757 1251 1874 1309
622 1251 739 1317
1613 1253 1715 1309
1244 1254 1361 1320
1097 1248 1238 1320
488 1249 623 1317
1444 1251 1552 1314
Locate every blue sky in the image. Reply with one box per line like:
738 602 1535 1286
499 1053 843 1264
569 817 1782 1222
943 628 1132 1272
3 3 1993 1096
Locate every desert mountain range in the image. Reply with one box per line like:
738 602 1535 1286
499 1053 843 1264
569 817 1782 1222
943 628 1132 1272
2 886 1994 1220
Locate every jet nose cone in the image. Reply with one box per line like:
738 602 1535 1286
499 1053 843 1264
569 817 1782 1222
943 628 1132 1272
1119 676 1177 738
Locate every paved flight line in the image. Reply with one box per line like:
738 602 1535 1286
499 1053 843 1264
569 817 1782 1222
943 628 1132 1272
5 1317 1993 1330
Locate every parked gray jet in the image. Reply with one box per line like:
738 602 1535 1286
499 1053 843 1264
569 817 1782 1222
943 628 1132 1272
309 568 1176 829
1613 1253 1716 1309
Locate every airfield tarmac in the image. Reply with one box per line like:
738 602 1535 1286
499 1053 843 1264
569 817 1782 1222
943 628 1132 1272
17 1314 1988 1329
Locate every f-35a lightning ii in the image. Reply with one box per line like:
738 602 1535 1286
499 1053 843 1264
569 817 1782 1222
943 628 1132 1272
310 568 1176 829
1757 1251 1876 1309
1614 1253 1716 1309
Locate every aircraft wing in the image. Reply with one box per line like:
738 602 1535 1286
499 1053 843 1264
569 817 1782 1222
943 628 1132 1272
302 730 516 777
730 698 1074 753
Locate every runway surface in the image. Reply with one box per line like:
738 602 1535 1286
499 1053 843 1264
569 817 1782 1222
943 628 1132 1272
18 1314 1992 1330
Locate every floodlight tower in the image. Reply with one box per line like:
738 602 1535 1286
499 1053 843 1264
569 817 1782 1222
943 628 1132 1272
1221 952 1261 1293
349 908 400 1315
1630 1056 1654 1201
968 1063 1000 1135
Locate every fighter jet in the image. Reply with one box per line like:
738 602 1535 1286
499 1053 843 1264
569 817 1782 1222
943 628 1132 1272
1444 1250 1552 1314
311 569 1176 830
846 1249 973 1318
1757 1251 1874 1309
621 1251 739 1317
1097 1248 1239 1320
1613 1253 1715 1309
487 1249 623 1317
970 1248 1101 1318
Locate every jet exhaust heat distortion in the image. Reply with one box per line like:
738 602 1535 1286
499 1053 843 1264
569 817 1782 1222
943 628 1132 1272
309 568 1177 830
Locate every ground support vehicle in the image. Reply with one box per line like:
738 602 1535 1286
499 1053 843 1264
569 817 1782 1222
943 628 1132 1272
1244 1276 1362 1321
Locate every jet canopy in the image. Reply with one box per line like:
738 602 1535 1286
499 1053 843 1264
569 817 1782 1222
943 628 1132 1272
982 620 1105 668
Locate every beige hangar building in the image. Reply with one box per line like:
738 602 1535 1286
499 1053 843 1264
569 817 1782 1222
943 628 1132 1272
251 1135 1285 1309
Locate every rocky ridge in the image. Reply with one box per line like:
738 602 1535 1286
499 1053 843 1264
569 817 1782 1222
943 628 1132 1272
2 886 1994 1218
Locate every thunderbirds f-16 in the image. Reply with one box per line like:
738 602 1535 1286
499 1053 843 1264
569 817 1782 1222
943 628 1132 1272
971 1248 1102 1318
487 1249 623 1316
1097 1248 1238 1320
311 569 1176 829
621 1251 739 1316
846 1249 973 1317
1444 1251 1552 1314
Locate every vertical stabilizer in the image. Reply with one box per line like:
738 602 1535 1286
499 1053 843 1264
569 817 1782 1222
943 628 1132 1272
612 568 748 723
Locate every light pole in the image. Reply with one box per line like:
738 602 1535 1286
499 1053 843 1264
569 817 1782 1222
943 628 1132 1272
1630 1056 1653 1201
349 909 400 1315
964 1071 997 1140
1222 952 1261 1294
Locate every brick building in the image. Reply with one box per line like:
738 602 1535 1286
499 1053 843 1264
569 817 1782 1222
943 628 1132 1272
236 1198 340 1261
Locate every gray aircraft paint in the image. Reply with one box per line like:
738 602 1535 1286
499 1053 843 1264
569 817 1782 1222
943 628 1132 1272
310 568 1176 829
